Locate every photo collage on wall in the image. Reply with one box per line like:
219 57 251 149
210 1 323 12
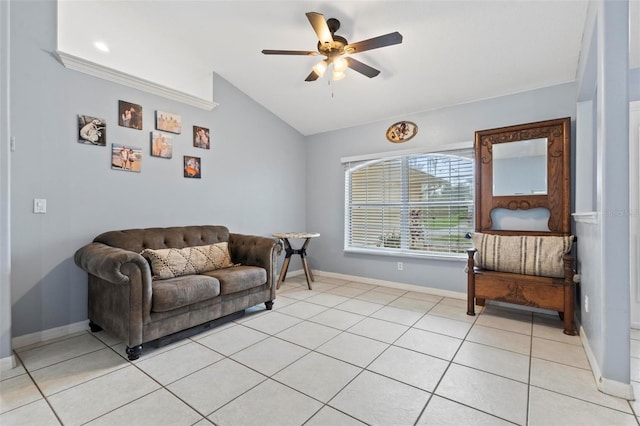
77 99 212 177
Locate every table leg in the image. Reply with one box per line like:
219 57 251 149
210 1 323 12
301 257 313 290
276 237 316 291
276 239 293 290
300 238 315 283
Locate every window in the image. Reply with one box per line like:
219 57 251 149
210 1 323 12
344 146 474 258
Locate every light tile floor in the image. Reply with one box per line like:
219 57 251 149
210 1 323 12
1 275 639 425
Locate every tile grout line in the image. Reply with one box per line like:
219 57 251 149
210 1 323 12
525 312 534 426
10 350 65 426
289 285 542 425
526 383 639 416
251 285 419 424
3 278 624 425
104 340 220 423
412 303 480 426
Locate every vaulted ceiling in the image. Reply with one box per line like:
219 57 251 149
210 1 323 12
57 1 592 135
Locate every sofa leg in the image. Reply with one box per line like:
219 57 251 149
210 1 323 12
89 321 103 333
265 301 274 310
126 345 143 361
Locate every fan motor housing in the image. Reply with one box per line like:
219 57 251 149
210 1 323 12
317 35 348 56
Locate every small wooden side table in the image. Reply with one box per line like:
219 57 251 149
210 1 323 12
273 232 320 290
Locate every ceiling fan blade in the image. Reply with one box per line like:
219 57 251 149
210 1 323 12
345 32 403 54
345 57 380 78
306 12 333 44
262 49 318 56
305 69 320 82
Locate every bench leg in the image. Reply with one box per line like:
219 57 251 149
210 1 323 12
563 284 577 335
467 275 476 316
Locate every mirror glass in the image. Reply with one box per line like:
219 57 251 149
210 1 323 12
492 137 547 196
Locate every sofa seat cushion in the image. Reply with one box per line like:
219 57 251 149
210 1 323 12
203 265 266 295
152 275 221 312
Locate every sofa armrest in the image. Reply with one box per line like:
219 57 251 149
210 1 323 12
74 242 153 347
228 234 282 268
74 242 152 284
229 234 282 292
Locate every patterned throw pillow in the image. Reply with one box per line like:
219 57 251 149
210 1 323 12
141 242 234 280
470 233 573 278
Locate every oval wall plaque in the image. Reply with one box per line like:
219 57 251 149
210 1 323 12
386 121 418 143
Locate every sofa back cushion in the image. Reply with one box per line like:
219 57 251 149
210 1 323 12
471 232 573 278
94 225 230 253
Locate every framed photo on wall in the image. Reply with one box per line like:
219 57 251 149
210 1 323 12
150 131 173 159
184 156 201 178
111 144 142 172
118 100 142 130
156 111 182 134
193 126 210 149
77 115 106 146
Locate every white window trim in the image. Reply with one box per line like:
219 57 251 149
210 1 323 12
341 141 472 164
343 141 474 260
344 246 468 262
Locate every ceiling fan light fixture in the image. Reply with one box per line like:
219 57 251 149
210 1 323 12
313 60 328 77
262 12 402 82
333 57 347 72
332 70 346 81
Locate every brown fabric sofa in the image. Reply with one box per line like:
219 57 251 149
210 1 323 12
74 225 282 360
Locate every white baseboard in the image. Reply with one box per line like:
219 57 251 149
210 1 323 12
12 320 89 350
314 270 467 300
580 325 635 400
0 354 16 372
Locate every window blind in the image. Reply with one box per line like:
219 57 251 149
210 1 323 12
344 147 474 257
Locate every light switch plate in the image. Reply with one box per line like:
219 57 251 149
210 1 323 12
33 198 47 214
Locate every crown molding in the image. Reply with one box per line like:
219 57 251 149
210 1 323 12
56 51 218 111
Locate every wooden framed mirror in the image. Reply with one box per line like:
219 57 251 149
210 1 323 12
469 117 575 334
475 117 571 235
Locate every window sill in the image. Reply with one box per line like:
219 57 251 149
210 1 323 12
344 247 467 262
572 212 598 224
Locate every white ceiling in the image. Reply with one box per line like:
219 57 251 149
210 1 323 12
58 1 592 136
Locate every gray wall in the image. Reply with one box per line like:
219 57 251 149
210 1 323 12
9 0 307 338
305 83 576 293
1 0 12 360
630 68 640 102
574 0 632 387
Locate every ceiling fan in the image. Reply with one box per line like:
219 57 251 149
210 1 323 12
262 12 403 82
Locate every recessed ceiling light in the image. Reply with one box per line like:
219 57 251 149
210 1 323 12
94 41 109 52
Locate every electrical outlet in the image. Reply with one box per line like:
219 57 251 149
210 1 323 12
584 295 589 313
397 262 403 271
